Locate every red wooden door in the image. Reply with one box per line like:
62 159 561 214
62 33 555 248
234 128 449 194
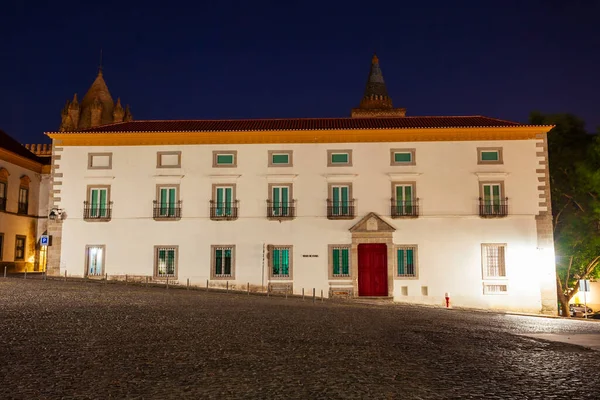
358 244 388 296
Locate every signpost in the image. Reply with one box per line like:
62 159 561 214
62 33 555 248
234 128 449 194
40 235 49 246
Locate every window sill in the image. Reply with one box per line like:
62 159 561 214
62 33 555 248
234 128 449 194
211 275 235 280
84 218 112 222
395 276 419 280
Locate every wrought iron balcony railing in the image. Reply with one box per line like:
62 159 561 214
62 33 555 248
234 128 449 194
83 201 113 221
210 200 239 221
391 199 419 218
267 200 296 219
327 199 356 219
478 197 508 218
153 200 182 220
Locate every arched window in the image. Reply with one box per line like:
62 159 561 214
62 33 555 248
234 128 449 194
18 175 30 215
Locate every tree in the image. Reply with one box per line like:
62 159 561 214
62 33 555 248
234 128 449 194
530 112 600 316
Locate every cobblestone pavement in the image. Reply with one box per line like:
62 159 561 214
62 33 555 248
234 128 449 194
1 279 599 399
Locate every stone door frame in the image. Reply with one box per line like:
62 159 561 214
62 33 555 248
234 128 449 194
351 233 395 297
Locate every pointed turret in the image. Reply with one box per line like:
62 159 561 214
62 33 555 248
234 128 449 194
351 54 406 118
113 98 125 123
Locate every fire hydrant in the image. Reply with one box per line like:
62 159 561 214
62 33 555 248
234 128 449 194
444 292 450 308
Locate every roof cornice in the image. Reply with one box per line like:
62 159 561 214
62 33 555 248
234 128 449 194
0 148 44 173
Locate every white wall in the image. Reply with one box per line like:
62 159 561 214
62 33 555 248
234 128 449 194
54 138 548 312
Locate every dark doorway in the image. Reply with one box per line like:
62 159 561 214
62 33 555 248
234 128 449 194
358 243 388 296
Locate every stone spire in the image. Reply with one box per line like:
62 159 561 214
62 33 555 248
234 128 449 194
351 54 406 118
58 67 132 131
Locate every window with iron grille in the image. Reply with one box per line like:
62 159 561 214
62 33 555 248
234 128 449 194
212 245 235 279
15 235 26 261
397 246 417 278
155 246 177 278
483 284 508 294
86 245 105 277
270 245 292 278
481 244 506 278
330 246 350 278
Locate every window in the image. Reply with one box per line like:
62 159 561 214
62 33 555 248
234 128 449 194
211 185 237 218
155 185 180 219
154 246 178 278
328 184 354 217
479 182 506 216
483 284 508 294
0 180 6 211
268 184 294 218
88 153 112 169
18 176 30 215
213 151 237 168
157 151 181 168
477 147 503 164
15 235 26 261
270 245 292 279
0 233 4 260
397 246 417 278
481 244 506 278
392 183 417 217
85 186 111 220
268 150 293 167
211 245 235 279
85 245 105 277
390 149 416 166
329 245 350 278
327 149 352 166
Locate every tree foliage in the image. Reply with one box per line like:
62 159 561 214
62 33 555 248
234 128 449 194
529 112 600 315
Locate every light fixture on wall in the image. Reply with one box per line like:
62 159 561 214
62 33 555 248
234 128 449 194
49 207 65 221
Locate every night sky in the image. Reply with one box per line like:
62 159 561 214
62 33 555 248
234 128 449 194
2 0 599 144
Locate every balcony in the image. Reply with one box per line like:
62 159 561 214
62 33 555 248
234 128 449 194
17 201 28 215
267 200 296 220
83 201 113 221
0 197 5 212
153 201 182 220
391 199 419 218
210 200 239 221
327 199 356 220
479 197 508 218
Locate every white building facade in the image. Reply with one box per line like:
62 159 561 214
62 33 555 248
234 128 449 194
45 117 557 314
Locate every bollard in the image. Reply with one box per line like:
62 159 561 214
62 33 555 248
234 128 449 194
145 276 148 287
105 273 108 284
247 282 250 295
24 269 27 280
4 266 6 278
187 278 189 290
226 281 229 293
312 288 315 303
44 271 47 281
321 289 323 302
286 289 288 299
125 274 128 285
64 270 67 282
166 278 169 289
206 279 209 291
267 286 270 297
302 288 305 300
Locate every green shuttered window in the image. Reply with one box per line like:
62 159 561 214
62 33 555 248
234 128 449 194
158 187 177 217
214 247 233 276
89 188 108 218
395 185 414 214
394 152 412 163
332 247 350 277
481 151 499 161
397 246 417 277
272 247 291 277
156 247 176 277
216 154 234 165
271 154 289 165
215 186 234 216
331 153 349 164
271 186 289 216
482 184 501 213
331 185 350 215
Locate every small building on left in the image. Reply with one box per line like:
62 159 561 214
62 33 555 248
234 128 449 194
0 129 52 273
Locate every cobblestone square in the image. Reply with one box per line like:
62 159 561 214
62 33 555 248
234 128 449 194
1 279 599 399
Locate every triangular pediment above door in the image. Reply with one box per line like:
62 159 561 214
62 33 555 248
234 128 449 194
349 212 396 233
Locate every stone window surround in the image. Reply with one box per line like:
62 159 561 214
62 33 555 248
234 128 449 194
211 183 237 203
210 244 236 280
86 184 112 205
84 244 106 278
477 147 503 165
87 152 113 170
391 181 417 201
481 243 508 280
268 244 294 280
155 184 180 203
327 182 354 201
395 244 419 279
153 245 179 280
478 181 505 201
327 149 353 167
0 232 4 260
268 150 293 167
156 151 182 168
390 148 416 166
212 150 238 168
267 183 293 202
328 244 352 280
15 234 26 261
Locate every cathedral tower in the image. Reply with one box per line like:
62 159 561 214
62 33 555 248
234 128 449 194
59 68 132 131
351 54 406 118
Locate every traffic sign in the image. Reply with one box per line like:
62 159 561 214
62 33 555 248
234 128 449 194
40 235 49 246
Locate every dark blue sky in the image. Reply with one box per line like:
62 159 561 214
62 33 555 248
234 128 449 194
2 0 599 144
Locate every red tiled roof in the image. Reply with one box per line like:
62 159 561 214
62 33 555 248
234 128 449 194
0 129 51 165
62 116 530 134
